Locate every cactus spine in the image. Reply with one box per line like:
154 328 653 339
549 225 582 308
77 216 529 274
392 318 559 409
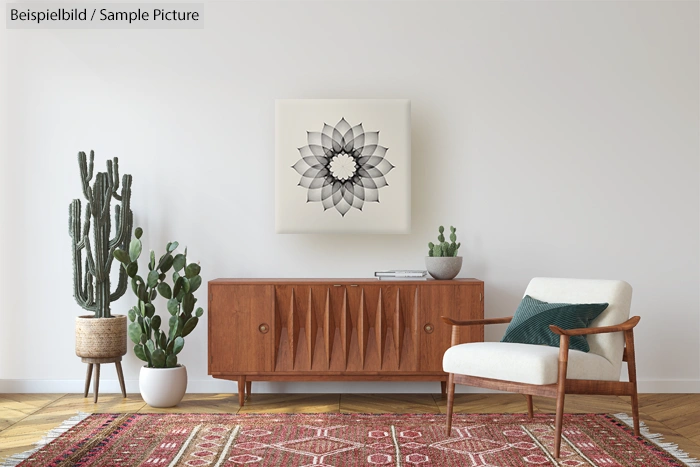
428 225 461 257
69 151 133 318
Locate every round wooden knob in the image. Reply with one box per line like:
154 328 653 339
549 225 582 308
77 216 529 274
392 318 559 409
258 323 269 334
424 323 434 334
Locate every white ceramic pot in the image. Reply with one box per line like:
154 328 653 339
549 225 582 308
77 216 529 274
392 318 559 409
425 256 463 280
139 365 187 408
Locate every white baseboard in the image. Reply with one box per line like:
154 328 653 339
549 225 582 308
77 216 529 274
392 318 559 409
0 379 698 394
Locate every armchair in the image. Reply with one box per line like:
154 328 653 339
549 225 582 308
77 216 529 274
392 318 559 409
442 278 639 458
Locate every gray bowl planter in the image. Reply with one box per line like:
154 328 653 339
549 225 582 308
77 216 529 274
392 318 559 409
425 256 463 280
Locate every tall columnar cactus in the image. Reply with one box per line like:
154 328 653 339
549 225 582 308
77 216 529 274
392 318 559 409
428 225 461 257
69 151 133 318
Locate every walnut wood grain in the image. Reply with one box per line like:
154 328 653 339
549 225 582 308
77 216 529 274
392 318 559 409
442 316 513 326
323 289 333 369
549 316 640 336
208 285 274 374
395 288 404 367
420 285 456 371
340 288 350 367
306 289 316 368
554 334 570 457
625 328 641 435
376 288 385 368
208 279 484 403
358 288 369 368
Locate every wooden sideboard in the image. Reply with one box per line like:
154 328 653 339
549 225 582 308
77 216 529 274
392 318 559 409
208 278 484 406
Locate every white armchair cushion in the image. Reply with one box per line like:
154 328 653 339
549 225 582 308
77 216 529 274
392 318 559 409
443 342 619 386
524 278 632 378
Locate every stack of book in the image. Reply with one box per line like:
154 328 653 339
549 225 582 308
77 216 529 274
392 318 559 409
374 270 428 280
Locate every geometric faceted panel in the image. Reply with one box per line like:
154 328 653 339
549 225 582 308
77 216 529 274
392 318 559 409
275 99 411 233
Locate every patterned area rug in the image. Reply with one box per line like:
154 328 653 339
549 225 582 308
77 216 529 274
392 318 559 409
3 413 699 467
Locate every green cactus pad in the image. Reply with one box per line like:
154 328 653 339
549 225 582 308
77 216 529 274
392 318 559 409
167 298 179 315
147 270 159 288
185 263 201 279
173 336 185 355
123 229 204 368
151 349 166 368
129 239 142 262
166 354 178 368
157 282 172 299
128 322 142 344
126 262 138 278
113 249 130 264
183 293 196 314
159 255 174 273
173 254 186 272
133 344 148 362
189 275 202 293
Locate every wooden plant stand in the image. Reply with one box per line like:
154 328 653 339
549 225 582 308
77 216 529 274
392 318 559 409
82 356 127 403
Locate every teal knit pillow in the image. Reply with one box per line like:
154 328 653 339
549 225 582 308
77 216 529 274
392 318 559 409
500 295 608 352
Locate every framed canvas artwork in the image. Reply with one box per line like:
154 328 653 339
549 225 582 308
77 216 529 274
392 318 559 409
275 99 411 233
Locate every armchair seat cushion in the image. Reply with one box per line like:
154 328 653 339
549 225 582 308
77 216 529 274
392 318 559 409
443 342 618 386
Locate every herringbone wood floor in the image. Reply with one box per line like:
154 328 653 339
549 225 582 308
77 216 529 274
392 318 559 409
1 393 699 462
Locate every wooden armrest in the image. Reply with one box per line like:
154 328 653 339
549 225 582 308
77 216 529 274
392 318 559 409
441 316 513 327
549 316 640 336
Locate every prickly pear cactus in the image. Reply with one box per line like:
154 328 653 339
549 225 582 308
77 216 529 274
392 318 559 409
114 228 204 368
69 151 133 318
427 225 461 257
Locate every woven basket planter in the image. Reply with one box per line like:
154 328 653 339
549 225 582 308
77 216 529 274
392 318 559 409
75 315 127 358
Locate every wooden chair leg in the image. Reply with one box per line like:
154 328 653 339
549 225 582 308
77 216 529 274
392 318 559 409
93 364 101 403
446 373 455 436
554 386 566 457
526 395 534 418
237 376 246 407
115 361 127 398
625 330 641 436
554 335 569 458
84 364 93 398
245 380 252 400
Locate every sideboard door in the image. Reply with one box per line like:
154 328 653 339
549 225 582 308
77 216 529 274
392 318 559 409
457 284 484 344
419 285 456 371
209 285 274 373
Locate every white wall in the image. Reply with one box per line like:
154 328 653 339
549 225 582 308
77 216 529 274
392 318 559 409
0 1 698 394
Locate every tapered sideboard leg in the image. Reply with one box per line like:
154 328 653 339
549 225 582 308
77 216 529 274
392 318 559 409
237 377 246 407
440 381 447 395
246 381 252 400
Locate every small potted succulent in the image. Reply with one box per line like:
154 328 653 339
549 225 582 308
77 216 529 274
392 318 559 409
113 227 203 408
425 225 462 280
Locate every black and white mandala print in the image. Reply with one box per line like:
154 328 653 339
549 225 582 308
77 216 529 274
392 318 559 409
292 118 395 217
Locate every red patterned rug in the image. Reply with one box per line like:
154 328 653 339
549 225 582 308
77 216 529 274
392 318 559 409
3 413 698 466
